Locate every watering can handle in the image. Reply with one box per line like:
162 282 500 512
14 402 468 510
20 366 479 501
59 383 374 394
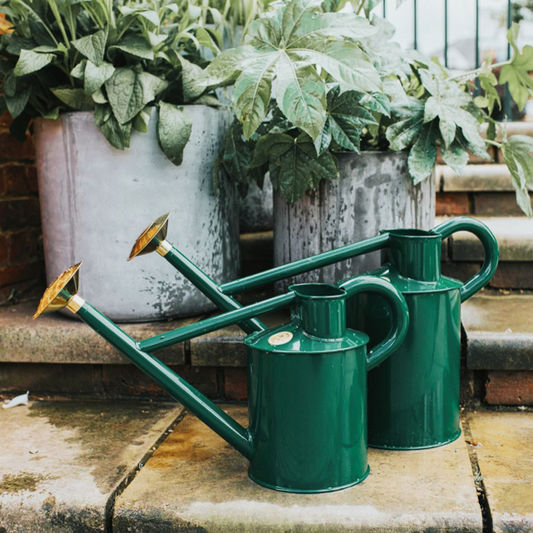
339 276 409 371
433 217 499 302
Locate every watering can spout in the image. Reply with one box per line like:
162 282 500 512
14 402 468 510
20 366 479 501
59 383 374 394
34 263 255 460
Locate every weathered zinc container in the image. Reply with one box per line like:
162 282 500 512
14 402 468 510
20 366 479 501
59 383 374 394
34 106 238 322
274 151 435 289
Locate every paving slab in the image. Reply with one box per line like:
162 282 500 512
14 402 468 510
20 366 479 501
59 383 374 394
437 216 533 262
0 400 182 532
467 408 533 532
114 405 482 532
463 293 533 370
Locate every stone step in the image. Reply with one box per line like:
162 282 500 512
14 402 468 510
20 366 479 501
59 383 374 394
0 399 182 532
436 164 514 192
114 405 483 532
437 216 533 262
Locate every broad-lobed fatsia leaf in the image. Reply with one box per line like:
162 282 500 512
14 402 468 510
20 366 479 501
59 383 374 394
72 29 107 66
441 140 469 176
500 23 533 111
157 102 192 166
386 98 425 151
501 134 533 217
14 49 55 76
199 0 380 140
105 68 168 125
407 121 438 184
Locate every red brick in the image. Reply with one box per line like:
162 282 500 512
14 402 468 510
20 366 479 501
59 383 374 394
8 227 42 264
0 261 42 286
0 131 35 161
0 197 41 230
224 367 247 401
474 193 530 216
490 262 533 289
26 166 38 193
436 193 470 216
0 233 8 266
0 112 12 128
102 365 219 399
2 164 29 196
485 371 533 405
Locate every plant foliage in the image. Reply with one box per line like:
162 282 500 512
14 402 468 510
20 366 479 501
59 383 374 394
211 1 533 214
0 0 223 163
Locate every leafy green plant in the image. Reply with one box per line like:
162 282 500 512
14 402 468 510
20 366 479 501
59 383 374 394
208 0 533 214
0 0 223 163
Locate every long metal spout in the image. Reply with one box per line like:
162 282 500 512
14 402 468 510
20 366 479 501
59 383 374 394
34 264 296 460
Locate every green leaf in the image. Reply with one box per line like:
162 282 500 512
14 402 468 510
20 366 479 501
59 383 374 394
386 98 425 151
106 68 168 124
72 29 107 66
84 61 115 95
14 49 55 76
454 109 489 159
407 122 437 184
133 106 152 133
52 88 94 110
71 60 87 80
441 140 469 175
500 23 533 111
109 35 154 61
314 123 332 156
100 114 132 150
232 55 277 138
275 61 326 140
157 103 192 166
3 72 31 118
501 134 533 217
176 55 205 103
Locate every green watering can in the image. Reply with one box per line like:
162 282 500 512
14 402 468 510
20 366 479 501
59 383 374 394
130 215 498 450
34 264 408 493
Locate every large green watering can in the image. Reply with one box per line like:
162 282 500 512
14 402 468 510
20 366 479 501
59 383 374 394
34 265 408 493
131 215 498 450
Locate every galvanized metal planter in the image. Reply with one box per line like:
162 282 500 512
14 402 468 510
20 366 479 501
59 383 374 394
34 106 237 322
239 175 273 233
273 151 435 289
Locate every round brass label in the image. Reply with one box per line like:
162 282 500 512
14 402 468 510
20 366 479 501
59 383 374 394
268 331 294 346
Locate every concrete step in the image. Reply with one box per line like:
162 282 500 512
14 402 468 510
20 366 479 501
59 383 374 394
437 216 533 262
114 404 483 532
436 164 514 192
0 399 182 532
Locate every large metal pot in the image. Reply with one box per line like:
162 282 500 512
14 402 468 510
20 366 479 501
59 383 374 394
34 106 238 322
273 151 435 289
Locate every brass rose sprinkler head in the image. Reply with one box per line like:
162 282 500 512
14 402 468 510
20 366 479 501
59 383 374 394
128 212 171 261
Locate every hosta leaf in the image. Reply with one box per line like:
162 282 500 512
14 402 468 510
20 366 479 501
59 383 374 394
14 50 55 76
42 107 60 120
106 68 168 124
500 23 533 111
176 55 205 102
3 71 31 118
84 61 115 95
109 35 154 61
232 54 277 138
501 134 533 216
275 60 326 140
71 60 87 80
441 140 469 175
386 98 425 151
100 114 132 150
52 88 94 110
157 103 192 166
407 122 437 184
72 29 107 65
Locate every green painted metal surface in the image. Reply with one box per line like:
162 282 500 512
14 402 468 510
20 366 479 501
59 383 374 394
349 219 499 449
67 276 408 493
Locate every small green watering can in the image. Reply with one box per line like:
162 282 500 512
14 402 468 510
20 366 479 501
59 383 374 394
131 215 498 450
34 265 408 493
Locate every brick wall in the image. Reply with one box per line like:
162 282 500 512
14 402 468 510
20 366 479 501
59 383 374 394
0 112 44 304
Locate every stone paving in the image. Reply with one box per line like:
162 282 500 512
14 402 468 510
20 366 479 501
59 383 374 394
1 400 532 532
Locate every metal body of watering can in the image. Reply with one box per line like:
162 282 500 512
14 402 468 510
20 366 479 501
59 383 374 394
34 266 409 493
349 219 499 449
128 215 498 449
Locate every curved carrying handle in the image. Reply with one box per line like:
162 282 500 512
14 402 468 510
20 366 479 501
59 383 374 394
339 276 409 370
433 217 499 302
